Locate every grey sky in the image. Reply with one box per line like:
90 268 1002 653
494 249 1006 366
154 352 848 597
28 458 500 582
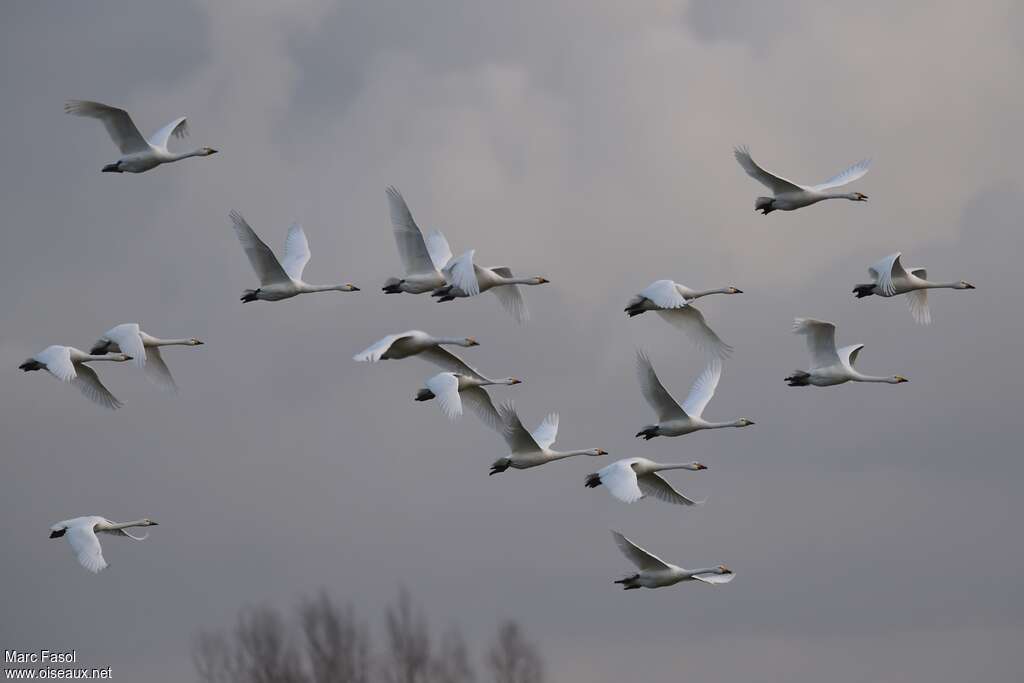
2 1 1022 681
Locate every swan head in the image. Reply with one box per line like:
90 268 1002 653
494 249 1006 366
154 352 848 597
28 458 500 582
505 377 523 385
716 564 733 574
532 277 550 285
189 338 204 346
463 337 480 347
892 375 909 384
957 280 976 290
589 449 608 457
140 519 159 526
340 283 360 292
852 192 868 201
200 147 218 156
727 287 743 294
735 418 755 427
112 353 133 362
692 462 708 471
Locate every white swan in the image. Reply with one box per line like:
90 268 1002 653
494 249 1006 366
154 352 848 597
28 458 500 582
19 345 133 410
734 146 870 214
230 211 359 302
585 458 707 506
610 531 734 590
65 100 217 173
634 352 753 439
625 280 739 359
382 187 454 294
417 370 521 427
432 250 549 324
353 330 480 371
49 516 157 573
853 252 975 325
786 318 908 387
90 323 203 393
489 402 607 474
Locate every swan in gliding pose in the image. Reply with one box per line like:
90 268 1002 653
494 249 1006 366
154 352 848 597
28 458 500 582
489 402 607 475
610 531 734 590
353 330 480 372
853 252 975 325
382 186 454 294
432 250 549 324
91 323 203 393
586 458 707 506
634 352 754 439
734 146 870 214
65 100 217 173
50 516 158 573
230 211 359 302
786 318 908 387
417 365 521 427
625 280 738 359
19 346 133 410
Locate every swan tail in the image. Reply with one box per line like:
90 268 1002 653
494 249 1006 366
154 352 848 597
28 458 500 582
584 473 602 488
755 197 775 214
852 284 876 298
382 277 404 294
785 370 811 387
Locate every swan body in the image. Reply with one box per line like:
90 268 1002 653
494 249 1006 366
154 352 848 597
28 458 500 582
65 100 216 173
734 146 870 214
417 371 521 427
634 352 753 439
382 187 454 294
432 250 549 324
786 318 908 387
49 516 157 573
353 330 480 372
90 323 203 393
586 458 707 506
625 280 740 359
19 345 133 410
610 531 734 590
489 402 607 474
853 252 975 325
230 211 359 302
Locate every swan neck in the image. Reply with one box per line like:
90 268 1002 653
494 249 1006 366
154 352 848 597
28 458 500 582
657 463 699 472
154 338 194 346
689 288 730 298
103 519 148 531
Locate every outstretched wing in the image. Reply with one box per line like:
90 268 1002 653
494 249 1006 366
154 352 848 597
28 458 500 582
417 346 485 378
229 211 290 285
811 158 871 191
143 346 178 393
638 472 702 506
681 360 722 418
103 324 146 369
66 524 108 573
635 350 687 422
281 223 312 281
906 288 931 325
147 116 189 152
461 386 504 433
639 280 688 309
37 346 76 382
611 530 671 571
426 373 463 420
491 284 529 324
531 413 559 450
837 344 865 371
72 365 123 410
733 146 805 194
386 187 438 275
65 100 149 154
496 401 542 453
598 461 644 504
353 333 405 363
425 230 453 271
792 318 839 369
444 250 481 296
656 306 733 360
868 253 909 296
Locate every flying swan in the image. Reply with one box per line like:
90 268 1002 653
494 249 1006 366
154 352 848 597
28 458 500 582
585 458 707 506
91 323 203 393
230 211 359 302
65 100 216 173
786 318 908 387
610 531 734 590
853 252 975 325
734 146 870 214
489 402 607 475
49 516 158 573
432 250 549 324
625 280 739 359
634 352 753 439
19 345 133 410
382 186 455 294
353 330 480 369
417 368 521 428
